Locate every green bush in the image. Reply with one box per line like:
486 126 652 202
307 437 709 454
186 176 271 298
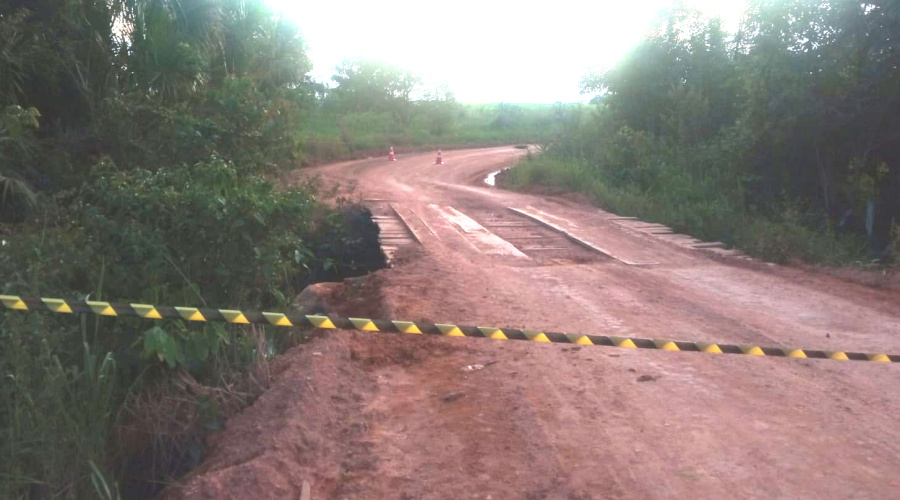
95 79 310 175
3 158 317 307
0 157 385 498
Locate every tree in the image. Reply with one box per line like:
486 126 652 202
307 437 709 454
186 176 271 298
328 59 420 126
582 7 739 143
220 0 310 88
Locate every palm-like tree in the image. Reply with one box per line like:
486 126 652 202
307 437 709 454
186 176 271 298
128 3 208 101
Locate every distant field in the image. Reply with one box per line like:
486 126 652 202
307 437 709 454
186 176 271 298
298 103 572 163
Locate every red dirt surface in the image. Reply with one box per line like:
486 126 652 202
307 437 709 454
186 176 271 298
165 147 900 499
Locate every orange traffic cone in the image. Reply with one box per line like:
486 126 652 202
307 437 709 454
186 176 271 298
388 146 396 161
435 149 444 165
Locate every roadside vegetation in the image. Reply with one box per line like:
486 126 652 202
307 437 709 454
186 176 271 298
503 0 900 265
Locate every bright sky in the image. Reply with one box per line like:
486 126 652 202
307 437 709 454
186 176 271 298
270 0 747 103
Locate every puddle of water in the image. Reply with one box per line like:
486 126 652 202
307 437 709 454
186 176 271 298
484 167 511 187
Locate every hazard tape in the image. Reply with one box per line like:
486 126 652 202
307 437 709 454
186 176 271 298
1 295 897 363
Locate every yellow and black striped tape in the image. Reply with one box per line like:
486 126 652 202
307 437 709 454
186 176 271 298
1 295 897 363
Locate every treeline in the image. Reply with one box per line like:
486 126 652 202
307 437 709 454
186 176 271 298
303 60 562 160
507 0 900 264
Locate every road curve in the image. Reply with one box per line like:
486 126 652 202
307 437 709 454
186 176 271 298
168 147 900 500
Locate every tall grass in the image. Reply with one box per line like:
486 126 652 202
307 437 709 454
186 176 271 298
0 311 287 499
2 315 119 499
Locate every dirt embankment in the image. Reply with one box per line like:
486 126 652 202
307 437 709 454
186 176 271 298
160 274 395 499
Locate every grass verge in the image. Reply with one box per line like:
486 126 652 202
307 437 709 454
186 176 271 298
500 154 875 266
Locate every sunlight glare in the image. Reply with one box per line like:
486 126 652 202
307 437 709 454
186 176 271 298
270 0 748 103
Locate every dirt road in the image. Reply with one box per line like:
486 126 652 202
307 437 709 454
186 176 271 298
169 147 900 499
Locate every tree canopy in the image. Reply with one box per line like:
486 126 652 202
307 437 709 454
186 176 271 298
575 0 900 255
